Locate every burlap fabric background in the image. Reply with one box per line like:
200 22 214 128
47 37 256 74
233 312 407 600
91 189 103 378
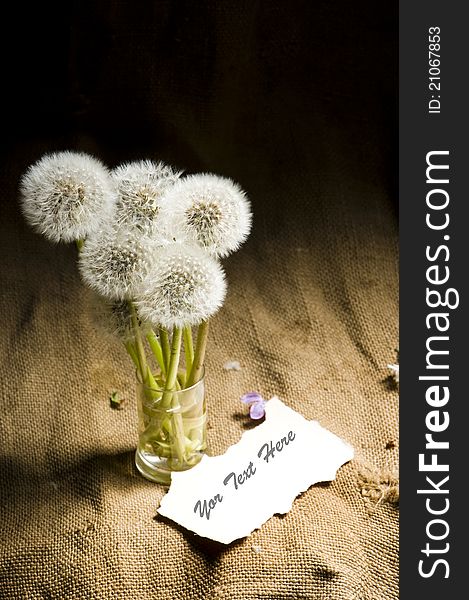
0 2 398 598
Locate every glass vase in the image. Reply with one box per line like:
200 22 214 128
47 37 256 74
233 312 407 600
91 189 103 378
134 371 207 485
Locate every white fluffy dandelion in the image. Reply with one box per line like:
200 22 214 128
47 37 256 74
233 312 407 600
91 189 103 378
89 294 138 342
111 160 181 238
20 151 116 243
79 229 157 300
137 243 227 329
160 174 252 258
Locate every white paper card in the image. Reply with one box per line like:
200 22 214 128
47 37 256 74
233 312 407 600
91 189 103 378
158 397 354 544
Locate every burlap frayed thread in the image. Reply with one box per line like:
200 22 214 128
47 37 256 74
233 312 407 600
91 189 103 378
357 463 400 509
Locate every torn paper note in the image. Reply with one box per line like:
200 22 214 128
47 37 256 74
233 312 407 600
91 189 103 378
158 397 354 544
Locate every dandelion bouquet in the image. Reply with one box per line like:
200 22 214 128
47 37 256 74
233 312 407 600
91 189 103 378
20 152 252 483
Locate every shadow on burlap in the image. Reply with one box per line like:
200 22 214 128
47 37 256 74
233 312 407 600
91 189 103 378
0 2 398 598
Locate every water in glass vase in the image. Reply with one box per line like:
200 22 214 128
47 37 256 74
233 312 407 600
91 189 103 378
135 371 207 485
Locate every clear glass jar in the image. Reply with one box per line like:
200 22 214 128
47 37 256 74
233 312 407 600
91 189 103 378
135 371 207 485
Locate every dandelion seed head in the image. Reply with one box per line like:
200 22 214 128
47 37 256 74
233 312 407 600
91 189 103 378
79 230 157 300
89 293 138 342
19 151 116 242
137 243 226 329
111 160 182 237
160 174 252 257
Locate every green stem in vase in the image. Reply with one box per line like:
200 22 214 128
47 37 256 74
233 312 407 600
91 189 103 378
159 327 171 372
177 369 187 388
146 329 166 377
183 325 194 381
164 327 182 393
186 320 209 387
161 327 186 463
129 301 156 389
124 340 140 370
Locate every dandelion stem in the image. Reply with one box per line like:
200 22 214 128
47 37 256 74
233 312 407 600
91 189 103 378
129 301 156 388
177 369 187 388
162 327 186 462
183 325 194 380
159 327 171 372
124 341 140 370
186 320 209 387
146 330 166 376
165 327 182 392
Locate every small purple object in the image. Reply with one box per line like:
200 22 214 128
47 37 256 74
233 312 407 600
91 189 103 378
240 391 266 420
241 391 263 405
249 400 266 420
